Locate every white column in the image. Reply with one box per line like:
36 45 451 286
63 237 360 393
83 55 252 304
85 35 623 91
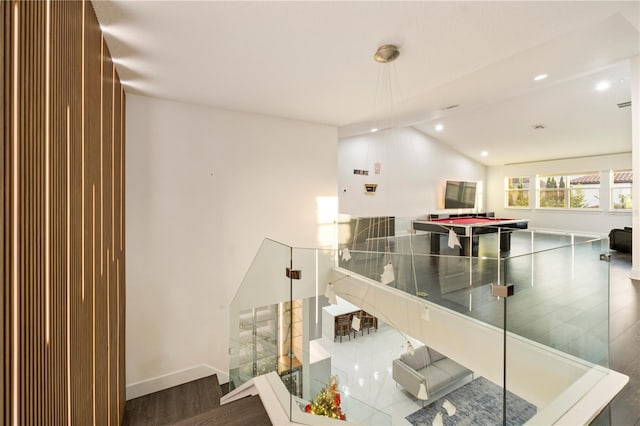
631 56 640 281
599 170 612 212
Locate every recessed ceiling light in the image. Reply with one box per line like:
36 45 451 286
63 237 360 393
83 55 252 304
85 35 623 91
370 128 378 133
533 74 548 81
435 123 444 132
481 151 489 157
595 81 611 91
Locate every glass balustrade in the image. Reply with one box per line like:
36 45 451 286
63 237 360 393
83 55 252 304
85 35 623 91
228 217 614 425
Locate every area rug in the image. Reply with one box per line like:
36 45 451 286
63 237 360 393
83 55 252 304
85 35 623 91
406 377 537 426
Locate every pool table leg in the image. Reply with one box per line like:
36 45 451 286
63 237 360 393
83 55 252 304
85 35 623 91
465 236 479 257
500 231 511 252
430 232 441 254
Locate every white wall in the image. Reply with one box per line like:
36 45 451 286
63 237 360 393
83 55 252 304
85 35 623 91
338 127 486 217
125 94 337 397
486 153 632 235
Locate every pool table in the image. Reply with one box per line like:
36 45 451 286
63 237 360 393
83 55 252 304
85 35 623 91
412 215 529 257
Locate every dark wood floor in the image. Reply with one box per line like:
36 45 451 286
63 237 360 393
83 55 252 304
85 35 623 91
173 395 271 426
123 374 271 425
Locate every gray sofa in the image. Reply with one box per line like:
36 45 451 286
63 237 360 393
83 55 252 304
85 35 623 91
392 345 472 403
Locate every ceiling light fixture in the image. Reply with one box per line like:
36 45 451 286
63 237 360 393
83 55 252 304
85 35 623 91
595 81 611 91
363 44 402 195
533 74 548 81
373 44 400 63
435 123 444 132
481 151 488 157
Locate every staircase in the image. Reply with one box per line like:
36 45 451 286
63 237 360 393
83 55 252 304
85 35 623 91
123 375 272 425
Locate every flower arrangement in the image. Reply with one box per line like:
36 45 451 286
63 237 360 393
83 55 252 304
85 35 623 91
304 375 346 421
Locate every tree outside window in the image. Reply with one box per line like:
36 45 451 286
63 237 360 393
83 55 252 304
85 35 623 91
506 176 529 207
538 173 600 209
612 170 632 210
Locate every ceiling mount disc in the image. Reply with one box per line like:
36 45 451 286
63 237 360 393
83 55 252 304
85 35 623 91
374 44 400 63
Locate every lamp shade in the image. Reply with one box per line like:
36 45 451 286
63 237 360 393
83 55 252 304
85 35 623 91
442 399 457 416
324 283 337 305
351 315 361 331
447 229 461 249
432 411 443 426
341 248 352 262
381 263 395 285
417 383 429 400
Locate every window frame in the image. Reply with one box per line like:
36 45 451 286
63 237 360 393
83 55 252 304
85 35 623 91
504 176 531 208
611 170 633 210
536 172 601 210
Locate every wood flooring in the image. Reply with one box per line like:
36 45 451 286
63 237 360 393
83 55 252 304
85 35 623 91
173 395 271 426
122 374 271 425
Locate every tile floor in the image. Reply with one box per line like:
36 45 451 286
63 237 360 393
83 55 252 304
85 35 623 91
314 323 422 425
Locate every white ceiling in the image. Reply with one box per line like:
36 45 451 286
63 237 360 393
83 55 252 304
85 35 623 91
92 1 640 166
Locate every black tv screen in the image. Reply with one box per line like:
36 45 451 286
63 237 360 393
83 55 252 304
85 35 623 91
444 181 477 209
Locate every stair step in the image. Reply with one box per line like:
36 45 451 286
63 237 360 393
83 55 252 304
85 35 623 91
123 375 223 425
174 395 272 426
220 381 231 396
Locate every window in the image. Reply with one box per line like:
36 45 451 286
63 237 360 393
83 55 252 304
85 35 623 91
612 170 632 210
538 173 600 209
505 176 530 207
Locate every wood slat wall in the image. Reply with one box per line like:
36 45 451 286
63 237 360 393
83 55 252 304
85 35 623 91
1 1 126 424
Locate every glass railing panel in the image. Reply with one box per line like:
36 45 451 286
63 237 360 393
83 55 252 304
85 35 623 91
228 238 292 400
504 236 610 424
333 225 611 424
276 247 337 423
338 248 505 324
302 368 391 425
505 238 609 366
307 292 510 426
506 229 601 258
228 227 611 425
280 243 394 426
337 216 397 250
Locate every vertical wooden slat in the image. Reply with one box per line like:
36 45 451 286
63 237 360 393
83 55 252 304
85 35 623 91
3 1 125 424
0 2 7 424
119 84 126 425
0 2 7 425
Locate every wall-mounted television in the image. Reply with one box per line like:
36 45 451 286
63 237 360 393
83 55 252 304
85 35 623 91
444 180 477 209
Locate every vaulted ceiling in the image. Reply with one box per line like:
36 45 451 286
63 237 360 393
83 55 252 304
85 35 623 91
93 1 639 166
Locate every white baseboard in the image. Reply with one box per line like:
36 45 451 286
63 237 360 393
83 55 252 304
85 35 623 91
126 364 229 400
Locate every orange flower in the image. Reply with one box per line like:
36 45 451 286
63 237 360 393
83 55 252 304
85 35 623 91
334 393 341 407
